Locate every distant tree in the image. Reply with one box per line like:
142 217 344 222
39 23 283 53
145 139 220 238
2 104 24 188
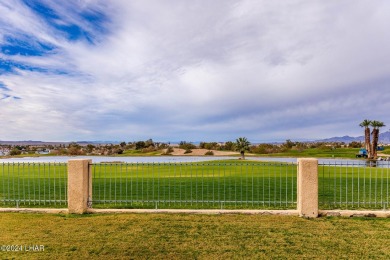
145 139 155 148
135 141 146 150
67 142 83 155
164 146 174 155
68 147 83 155
86 144 95 153
10 149 22 156
359 119 372 158
250 143 281 154
179 141 196 150
120 142 126 148
127 142 135 149
207 142 218 150
68 142 80 149
284 139 295 149
223 141 235 151
296 142 308 151
370 120 386 159
236 137 251 160
199 142 218 150
156 142 168 149
348 141 362 148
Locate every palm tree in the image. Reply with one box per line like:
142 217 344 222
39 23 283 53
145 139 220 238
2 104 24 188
359 119 372 158
370 120 386 159
236 137 251 160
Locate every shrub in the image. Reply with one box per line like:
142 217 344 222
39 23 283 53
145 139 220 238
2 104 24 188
179 141 196 150
141 146 156 153
163 147 174 155
184 149 192 154
250 144 281 154
204 150 214 156
156 143 169 149
68 147 84 155
9 149 22 156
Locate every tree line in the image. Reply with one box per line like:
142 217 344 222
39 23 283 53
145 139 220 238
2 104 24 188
2 120 386 159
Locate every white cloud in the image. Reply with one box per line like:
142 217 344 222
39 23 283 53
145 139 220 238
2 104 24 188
1 0 390 141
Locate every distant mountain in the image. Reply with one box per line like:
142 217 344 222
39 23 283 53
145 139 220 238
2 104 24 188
317 135 364 143
76 141 121 145
0 140 68 145
317 131 390 144
0 140 118 146
377 131 390 143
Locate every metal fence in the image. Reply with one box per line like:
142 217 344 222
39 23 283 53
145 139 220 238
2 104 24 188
91 162 297 210
0 163 68 208
3 160 388 211
319 161 390 210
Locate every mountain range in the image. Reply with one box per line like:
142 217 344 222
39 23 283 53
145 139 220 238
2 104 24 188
317 130 390 144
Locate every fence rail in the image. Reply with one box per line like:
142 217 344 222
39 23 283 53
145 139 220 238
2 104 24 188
0 163 68 207
319 161 389 210
2 159 389 212
91 162 297 210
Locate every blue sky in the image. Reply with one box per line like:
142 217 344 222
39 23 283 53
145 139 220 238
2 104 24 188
1 0 390 142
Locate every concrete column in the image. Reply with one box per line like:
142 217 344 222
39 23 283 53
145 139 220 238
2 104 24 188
68 159 92 214
297 158 318 218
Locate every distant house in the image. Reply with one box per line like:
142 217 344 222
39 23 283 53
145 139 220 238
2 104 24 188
0 150 10 156
35 148 50 155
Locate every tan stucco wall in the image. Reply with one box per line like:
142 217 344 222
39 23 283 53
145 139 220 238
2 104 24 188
68 159 92 214
298 158 318 218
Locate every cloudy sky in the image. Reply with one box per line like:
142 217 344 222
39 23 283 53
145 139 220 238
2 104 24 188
1 0 389 142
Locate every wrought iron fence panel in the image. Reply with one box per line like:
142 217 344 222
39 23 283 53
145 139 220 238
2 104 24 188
0 162 68 208
319 161 389 210
91 162 297 210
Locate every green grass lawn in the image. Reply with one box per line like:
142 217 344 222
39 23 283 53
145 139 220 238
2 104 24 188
318 164 390 209
0 213 390 259
120 149 163 156
1 160 389 210
91 161 297 210
254 147 364 158
0 163 68 208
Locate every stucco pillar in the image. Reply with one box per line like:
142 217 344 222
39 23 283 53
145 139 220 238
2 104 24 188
68 159 92 214
297 158 318 218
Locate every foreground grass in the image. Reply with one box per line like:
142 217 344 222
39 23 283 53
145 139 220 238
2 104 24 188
0 213 390 259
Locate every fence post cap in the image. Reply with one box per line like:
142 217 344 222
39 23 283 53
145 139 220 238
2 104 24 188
298 158 318 161
68 159 92 162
